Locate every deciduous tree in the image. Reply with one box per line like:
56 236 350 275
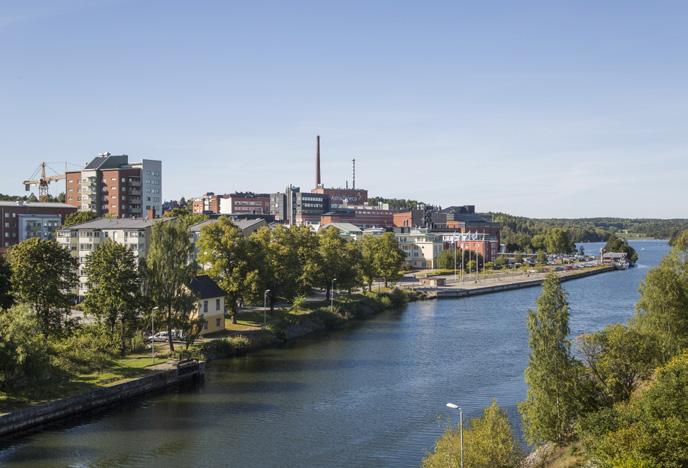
63 211 96 227
373 233 405 287
578 324 661 403
519 273 588 444
0 254 14 310
197 217 257 324
143 220 197 351
7 238 77 334
634 244 688 359
423 400 523 468
83 239 142 355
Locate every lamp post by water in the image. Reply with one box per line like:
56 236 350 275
446 402 463 468
331 278 336 311
151 306 159 362
263 289 271 328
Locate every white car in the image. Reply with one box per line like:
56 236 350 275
147 331 169 342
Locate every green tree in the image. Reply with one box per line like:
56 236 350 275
519 273 587 444
423 400 523 468
634 245 688 358
578 324 661 403
582 352 688 467
669 229 688 249
603 234 638 264
7 238 77 334
83 240 142 355
437 247 464 271
358 235 380 291
63 211 96 227
197 217 257 324
250 225 301 310
0 304 52 390
0 254 14 310
536 250 547 265
289 225 321 295
544 228 575 254
314 227 359 299
373 232 405 287
143 220 197 351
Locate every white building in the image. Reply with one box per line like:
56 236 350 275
57 218 168 297
395 228 443 269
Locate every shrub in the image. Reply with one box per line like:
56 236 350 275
0 304 54 390
49 324 115 374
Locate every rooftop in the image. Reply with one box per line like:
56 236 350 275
66 218 167 230
322 222 363 233
189 275 225 299
0 201 76 209
84 154 129 170
188 217 267 233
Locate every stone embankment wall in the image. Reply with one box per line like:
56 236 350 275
432 266 615 299
0 360 204 438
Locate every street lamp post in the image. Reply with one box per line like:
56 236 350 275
151 306 159 362
446 403 463 468
331 278 336 312
263 289 271 328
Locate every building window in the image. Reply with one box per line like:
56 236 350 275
216 298 220 310
216 318 221 328
203 300 208 313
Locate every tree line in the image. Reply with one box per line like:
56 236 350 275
491 212 688 252
0 217 406 392
196 218 406 322
423 231 688 466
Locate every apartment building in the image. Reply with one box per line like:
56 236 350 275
395 228 443 269
65 153 162 218
57 218 168 297
0 201 77 252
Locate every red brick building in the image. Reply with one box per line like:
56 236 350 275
312 187 368 205
65 154 162 218
393 209 426 228
0 201 77 252
321 207 394 228
219 193 270 215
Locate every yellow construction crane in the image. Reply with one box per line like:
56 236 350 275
23 162 70 201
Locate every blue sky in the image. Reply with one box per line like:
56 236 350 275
1 0 686 218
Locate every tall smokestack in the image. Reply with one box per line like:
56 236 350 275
316 135 321 187
352 158 356 189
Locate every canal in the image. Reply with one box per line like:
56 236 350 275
0 240 669 467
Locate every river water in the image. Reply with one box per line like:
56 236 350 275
0 240 669 468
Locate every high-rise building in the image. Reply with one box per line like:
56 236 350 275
270 185 329 225
65 153 162 218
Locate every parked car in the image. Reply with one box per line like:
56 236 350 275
171 329 186 340
147 331 169 342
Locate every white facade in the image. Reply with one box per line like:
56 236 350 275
57 219 162 297
395 229 443 269
219 197 232 214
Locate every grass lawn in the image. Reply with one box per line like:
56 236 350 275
0 353 169 414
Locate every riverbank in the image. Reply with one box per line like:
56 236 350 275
0 360 204 438
0 266 616 439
